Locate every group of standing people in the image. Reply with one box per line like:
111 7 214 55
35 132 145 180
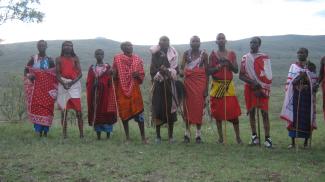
23 34 325 148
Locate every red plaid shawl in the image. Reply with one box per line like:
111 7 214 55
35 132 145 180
113 53 145 96
24 68 57 126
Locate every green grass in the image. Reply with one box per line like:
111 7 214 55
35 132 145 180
2 102 325 181
1 82 325 181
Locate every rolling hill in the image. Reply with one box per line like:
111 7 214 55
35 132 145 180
0 34 324 86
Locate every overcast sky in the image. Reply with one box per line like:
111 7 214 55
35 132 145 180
0 0 325 45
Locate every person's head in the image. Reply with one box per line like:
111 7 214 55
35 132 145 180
94 49 104 62
190 35 200 50
120 41 133 56
216 33 227 48
37 40 47 53
61 41 76 57
250 36 261 53
159 36 170 50
297 47 308 62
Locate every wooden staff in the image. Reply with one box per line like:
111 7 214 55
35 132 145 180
163 79 171 142
184 97 192 138
92 77 98 130
256 98 261 147
223 67 227 144
295 80 303 152
111 77 124 142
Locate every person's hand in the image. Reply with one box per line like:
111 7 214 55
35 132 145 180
299 71 307 79
111 69 117 79
252 80 261 90
313 83 319 93
27 74 35 82
93 78 98 89
64 81 72 90
107 68 113 76
159 65 167 71
63 83 69 90
159 65 168 75
179 70 184 78
219 58 230 67
132 71 140 79
203 89 208 97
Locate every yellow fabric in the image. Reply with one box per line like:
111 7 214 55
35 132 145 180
210 80 236 98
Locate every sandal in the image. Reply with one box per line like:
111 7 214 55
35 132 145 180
195 136 202 144
249 135 259 145
264 138 272 148
183 135 190 143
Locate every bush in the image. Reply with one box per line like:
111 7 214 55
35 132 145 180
0 74 26 121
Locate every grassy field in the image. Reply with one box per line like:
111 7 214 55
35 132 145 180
1 88 325 182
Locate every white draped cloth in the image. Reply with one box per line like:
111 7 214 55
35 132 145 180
57 77 81 110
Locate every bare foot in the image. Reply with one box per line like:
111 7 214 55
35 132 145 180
236 137 243 144
287 144 295 149
142 138 149 145
218 138 224 144
169 138 175 144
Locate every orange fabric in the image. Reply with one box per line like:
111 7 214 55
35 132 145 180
60 57 79 80
244 84 269 112
184 68 207 124
116 82 144 121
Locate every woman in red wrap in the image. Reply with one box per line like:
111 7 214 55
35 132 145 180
86 49 117 140
56 41 83 138
24 40 57 137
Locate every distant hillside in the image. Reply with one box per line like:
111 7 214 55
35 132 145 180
0 35 325 85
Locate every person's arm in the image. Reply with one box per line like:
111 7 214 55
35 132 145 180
24 57 34 76
318 57 325 84
24 57 35 81
202 51 209 97
239 57 260 88
132 57 145 84
68 56 82 87
55 57 67 88
150 54 159 80
226 51 238 73
179 51 187 78
207 52 217 75
48 57 55 69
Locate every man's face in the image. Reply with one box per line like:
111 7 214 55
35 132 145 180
297 49 307 62
159 37 170 50
216 34 226 47
250 38 260 53
122 42 133 55
37 41 47 52
95 50 104 61
63 42 73 54
190 37 200 50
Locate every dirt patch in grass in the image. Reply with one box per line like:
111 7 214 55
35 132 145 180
75 178 91 182
83 161 95 168
143 171 166 182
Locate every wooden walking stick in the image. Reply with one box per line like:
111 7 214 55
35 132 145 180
256 97 261 147
163 79 171 143
295 80 303 152
62 108 68 138
184 97 192 138
111 77 124 142
223 66 227 144
61 85 70 139
92 77 98 130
